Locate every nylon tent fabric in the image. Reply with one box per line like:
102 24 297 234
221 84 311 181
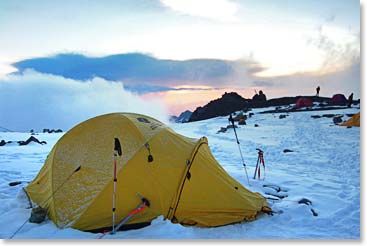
330 94 347 105
25 113 268 231
341 112 360 127
294 98 313 109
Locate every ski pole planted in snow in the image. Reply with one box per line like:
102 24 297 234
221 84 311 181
111 138 122 234
228 114 251 186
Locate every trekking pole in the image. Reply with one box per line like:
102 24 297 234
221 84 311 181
228 114 250 186
114 194 150 232
98 194 150 239
111 138 122 235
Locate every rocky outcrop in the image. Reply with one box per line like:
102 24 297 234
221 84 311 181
189 92 250 122
1 136 47 146
188 93 332 122
18 136 47 145
43 129 63 133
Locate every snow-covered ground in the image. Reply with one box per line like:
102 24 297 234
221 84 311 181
0 106 360 239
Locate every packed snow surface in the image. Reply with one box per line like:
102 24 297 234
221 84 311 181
0 107 360 239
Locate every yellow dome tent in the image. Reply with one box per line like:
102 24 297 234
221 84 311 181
25 113 268 232
341 112 360 127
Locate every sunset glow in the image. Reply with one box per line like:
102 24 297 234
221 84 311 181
0 0 360 115
142 87 250 115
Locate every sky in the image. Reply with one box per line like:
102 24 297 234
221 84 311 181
0 0 361 130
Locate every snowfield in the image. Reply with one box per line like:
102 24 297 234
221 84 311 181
0 106 360 239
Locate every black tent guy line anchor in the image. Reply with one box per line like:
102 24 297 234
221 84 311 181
145 142 154 162
228 114 250 186
112 137 122 235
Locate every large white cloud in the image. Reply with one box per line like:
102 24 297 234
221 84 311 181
0 70 169 132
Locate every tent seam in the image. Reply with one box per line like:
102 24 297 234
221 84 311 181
167 137 207 220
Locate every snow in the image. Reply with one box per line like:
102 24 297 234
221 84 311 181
0 106 360 239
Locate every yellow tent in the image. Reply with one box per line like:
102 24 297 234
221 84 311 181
341 112 360 127
25 113 268 232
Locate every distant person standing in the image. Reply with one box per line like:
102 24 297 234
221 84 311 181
347 93 354 108
316 86 320 97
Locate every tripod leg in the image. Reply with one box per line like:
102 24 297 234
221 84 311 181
253 157 260 179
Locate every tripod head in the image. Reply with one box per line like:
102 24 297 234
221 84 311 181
228 114 234 125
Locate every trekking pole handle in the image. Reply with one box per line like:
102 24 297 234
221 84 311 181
136 193 151 207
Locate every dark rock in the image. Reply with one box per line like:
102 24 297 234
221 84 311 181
333 116 343 124
233 113 247 122
265 192 288 199
252 90 267 102
279 114 287 119
322 114 336 118
310 208 318 217
227 124 238 129
311 115 322 119
171 110 192 123
263 184 281 192
0 140 6 146
254 124 259 127
18 136 47 146
189 93 333 122
249 113 254 118
283 149 294 153
298 198 312 206
238 118 246 125
43 128 63 133
9 181 22 186
265 196 280 201
189 92 251 122
216 127 227 134
29 207 47 223
169 115 178 122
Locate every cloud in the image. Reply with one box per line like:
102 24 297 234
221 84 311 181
260 59 360 100
12 53 235 87
0 70 169 132
306 24 360 73
160 0 238 21
124 84 222 94
251 80 275 88
325 14 336 23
